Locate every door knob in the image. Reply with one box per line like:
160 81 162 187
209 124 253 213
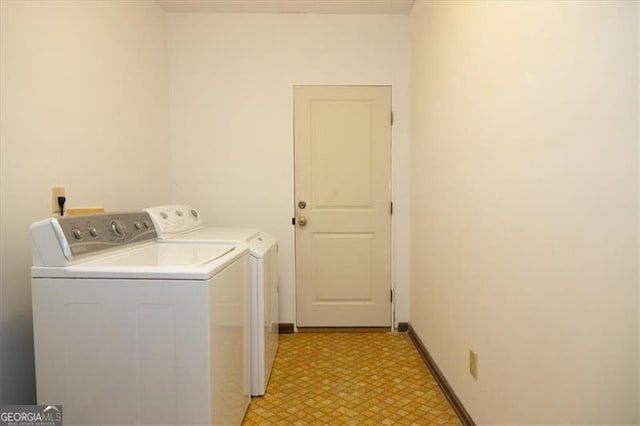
298 216 307 227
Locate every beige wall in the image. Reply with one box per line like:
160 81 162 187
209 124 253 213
410 1 639 423
167 13 411 327
3 1 637 419
0 1 171 403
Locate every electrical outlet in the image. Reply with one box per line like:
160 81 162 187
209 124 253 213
51 186 65 214
469 350 478 380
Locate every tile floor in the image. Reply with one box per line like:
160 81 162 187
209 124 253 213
242 333 461 425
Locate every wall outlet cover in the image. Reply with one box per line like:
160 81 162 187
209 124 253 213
51 186 65 213
469 349 478 380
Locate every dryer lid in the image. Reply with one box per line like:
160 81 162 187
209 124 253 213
169 228 261 243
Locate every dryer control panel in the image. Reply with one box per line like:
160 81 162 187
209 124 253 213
31 212 158 265
145 205 204 238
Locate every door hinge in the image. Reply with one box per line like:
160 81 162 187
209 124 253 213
291 217 296 225
390 202 393 215
390 111 394 126
390 289 394 303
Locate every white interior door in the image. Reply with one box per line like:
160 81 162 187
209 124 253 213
294 85 392 327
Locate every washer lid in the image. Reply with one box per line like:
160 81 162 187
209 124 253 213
31 243 249 280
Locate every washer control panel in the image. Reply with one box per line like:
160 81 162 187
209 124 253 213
54 212 157 257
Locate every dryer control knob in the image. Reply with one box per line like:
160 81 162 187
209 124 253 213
89 227 99 238
160 212 168 219
134 222 142 230
176 210 184 217
72 228 84 240
190 209 199 219
143 220 152 229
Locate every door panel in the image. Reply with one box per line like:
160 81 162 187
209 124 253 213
311 100 373 207
294 86 391 327
314 233 373 301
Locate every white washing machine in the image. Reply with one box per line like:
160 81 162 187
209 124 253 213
145 205 279 396
31 212 250 425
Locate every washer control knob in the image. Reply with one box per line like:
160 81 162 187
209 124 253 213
134 222 142 230
190 209 199 219
176 210 184 217
111 220 125 238
160 212 168 219
72 228 84 240
143 220 152 229
89 227 99 238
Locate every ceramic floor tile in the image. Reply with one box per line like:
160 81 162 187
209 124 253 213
243 333 461 425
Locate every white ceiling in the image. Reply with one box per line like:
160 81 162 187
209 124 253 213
156 0 415 14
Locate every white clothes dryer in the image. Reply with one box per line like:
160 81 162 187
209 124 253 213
145 205 279 396
31 212 250 425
